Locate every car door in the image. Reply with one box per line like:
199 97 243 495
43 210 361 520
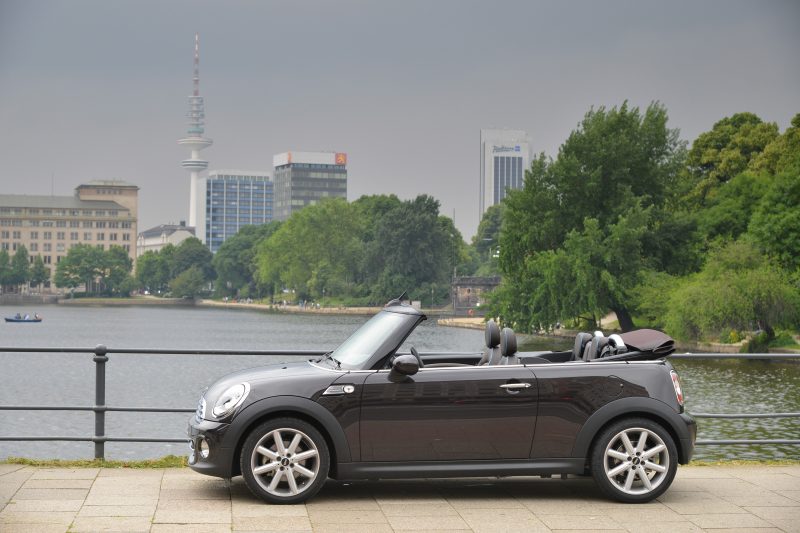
359 366 538 462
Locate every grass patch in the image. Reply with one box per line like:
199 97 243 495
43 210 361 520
2 454 188 469
689 459 800 466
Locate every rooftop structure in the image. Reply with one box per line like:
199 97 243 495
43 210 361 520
137 222 196 256
178 33 213 233
479 129 531 217
272 151 347 221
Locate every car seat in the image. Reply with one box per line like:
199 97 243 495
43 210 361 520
478 320 502 365
499 328 519 365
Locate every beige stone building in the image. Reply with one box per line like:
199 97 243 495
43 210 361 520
0 180 138 288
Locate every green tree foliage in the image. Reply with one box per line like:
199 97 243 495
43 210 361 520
257 198 365 300
169 238 215 281
0 249 10 290
53 244 134 295
663 241 800 340
684 112 779 204
136 250 169 293
29 256 50 290
748 169 800 271
54 244 106 291
749 113 800 175
213 222 281 297
493 102 689 331
169 266 207 298
8 245 30 288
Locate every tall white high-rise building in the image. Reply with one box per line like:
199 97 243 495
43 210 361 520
178 33 213 243
479 129 531 217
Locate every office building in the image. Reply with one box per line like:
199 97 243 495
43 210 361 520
199 170 273 252
137 222 195 256
0 180 139 286
272 151 347 221
479 129 531 217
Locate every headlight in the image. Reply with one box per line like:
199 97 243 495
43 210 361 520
212 382 251 419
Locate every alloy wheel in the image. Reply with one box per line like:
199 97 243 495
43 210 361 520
602 426 670 496
250 428 320 497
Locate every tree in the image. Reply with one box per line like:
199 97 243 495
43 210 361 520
494 102 688 330
9 246 30 289
749 113 800 175
663 241 800 341
684 112 779 204
29 256 50 290
103 245 134 295
169 238 215 281
170 266 207 298
54 244 106 292
136 250 169 293
0 249 10 292
213 222 281 297
748 169 800 271
257 199 365 300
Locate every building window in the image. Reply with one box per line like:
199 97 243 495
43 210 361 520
56 220 67 227
43 243 51 252
44 255 51 264
12 231 21 239
0 230 8 238
95 210 106 216
56 232 65 240
56 243 65 252
43 231 52 240
109 233 118 241
97 233 105 241
29 220 40 227
83 233 92 240
0 243 8 250
122 233 130 241
30 243 38 252
70 221 80 228
95 221 106 228
30 231 38 239
109 221 119 228
43 220 54 227
70 232 78 240
83 221 92 228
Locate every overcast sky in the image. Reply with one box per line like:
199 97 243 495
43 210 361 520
1 0 798 239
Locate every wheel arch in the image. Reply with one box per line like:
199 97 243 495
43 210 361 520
572 397 692 465
228 396 351 478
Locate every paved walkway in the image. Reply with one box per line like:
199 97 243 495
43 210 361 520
0 464 798 532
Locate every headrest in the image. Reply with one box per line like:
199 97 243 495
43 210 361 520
500 327 517 357
583 335 610 361
485 320 500 348
573 332 593 361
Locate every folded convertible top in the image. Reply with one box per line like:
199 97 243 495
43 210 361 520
618 329 675 357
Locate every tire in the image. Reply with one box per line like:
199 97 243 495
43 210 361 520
590 417 678 503
240 417 330 504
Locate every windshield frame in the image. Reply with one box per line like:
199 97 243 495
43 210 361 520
328 308 424 370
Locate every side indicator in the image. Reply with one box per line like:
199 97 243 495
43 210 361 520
323 385 355 396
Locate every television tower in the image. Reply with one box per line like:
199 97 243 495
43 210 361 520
178 33 212 239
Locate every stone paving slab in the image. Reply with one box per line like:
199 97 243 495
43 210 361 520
0 465 797 532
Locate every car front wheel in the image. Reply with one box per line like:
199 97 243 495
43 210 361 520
240 418 330 504
590 417 678 503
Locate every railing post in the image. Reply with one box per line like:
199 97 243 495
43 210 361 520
93 344 108 460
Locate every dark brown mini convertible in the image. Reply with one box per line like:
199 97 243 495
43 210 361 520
188 297 695 504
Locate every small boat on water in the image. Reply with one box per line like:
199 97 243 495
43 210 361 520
5 314 42 323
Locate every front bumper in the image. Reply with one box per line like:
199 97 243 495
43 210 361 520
187 415 236 478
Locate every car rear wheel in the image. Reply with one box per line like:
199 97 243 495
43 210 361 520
590 417 678 503
240 418 330 504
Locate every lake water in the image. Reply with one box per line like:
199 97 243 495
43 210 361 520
0 304 797 462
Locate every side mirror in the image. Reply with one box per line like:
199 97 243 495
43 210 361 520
390 354 419 378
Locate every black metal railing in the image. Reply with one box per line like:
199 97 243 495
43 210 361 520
0 347 797 459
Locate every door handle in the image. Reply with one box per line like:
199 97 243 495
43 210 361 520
499 383 531 390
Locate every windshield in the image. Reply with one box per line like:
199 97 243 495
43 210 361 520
329 311 407 368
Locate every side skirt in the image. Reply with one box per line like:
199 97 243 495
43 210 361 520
335 459 586 480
